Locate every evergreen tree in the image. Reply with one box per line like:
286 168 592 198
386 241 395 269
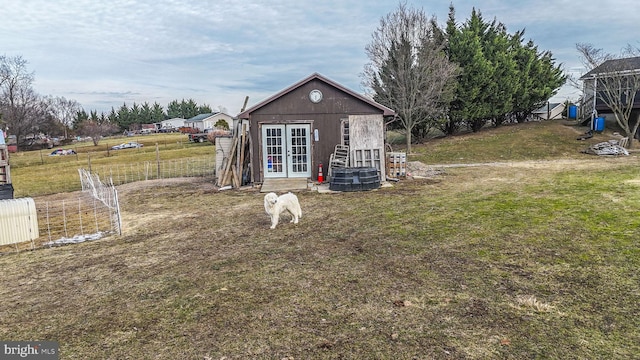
181 99 198 119
166 99 208 119
151 102 166 122
130 103 141 126
446 7 493 133
167 100 182 118
89 110 99 122
482 20 517 128
445 6 565 133
108 107 118 125
511 38 565 123
363 2 458 152
117 103 131 130
197 104 213 114
73 109 89 130
140 102 152 124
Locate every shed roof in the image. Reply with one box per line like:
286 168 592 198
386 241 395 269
237 73 396 118
186 112 234 122
580 56 640 80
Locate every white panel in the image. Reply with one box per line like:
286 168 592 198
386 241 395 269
0 198 39 246
348 115 386 182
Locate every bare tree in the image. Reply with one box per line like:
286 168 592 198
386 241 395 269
362 2 458 153
577 43 640 147
0 55 48 150
51 96 82 139
77 120 119 146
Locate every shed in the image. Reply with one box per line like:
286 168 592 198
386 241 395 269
532 102 566 120
237 73 395 186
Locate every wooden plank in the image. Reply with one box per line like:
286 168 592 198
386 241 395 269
238 124 246 186
218 136 238 187
231 165 240 188
248 122 254 185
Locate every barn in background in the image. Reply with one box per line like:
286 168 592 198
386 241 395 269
237 73 395 186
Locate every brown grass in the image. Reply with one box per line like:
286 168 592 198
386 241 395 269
2 121 640 359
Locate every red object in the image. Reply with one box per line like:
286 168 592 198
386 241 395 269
318 163 324 183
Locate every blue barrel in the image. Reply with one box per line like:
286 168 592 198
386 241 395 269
568 105 577 119
593 117 605 132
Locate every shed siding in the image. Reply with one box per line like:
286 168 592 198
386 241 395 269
248 81 386 183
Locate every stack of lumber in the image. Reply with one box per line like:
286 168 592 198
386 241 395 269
216 122 251 188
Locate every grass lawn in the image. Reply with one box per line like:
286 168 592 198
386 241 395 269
8 133 214 197
1 120 639 359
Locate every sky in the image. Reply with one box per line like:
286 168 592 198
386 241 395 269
2 0 640 116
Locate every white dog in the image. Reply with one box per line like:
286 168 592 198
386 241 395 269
263 192 302 229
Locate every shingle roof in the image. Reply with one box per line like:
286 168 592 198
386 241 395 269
187 113 214 121
580 56 640 80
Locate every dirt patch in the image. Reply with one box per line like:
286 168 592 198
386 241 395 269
415 156 638 171
115 176 218 195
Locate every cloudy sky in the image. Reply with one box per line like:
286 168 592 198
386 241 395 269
3 0 639 115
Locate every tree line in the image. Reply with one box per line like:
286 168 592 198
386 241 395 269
0 55 216 149
363 4 566 153
74 99 214 130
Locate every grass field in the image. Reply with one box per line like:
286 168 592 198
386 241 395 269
1 120 640 359
8 133 215 197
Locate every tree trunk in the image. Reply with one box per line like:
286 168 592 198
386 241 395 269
406 131 412 154
629 113 640 149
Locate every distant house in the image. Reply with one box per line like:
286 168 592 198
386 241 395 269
578 56 640 125
532 102 566 120
160 118 185 130
185 112 235 131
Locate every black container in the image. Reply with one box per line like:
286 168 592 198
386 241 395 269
358 167 380 190
0 183 14 200
329 167 354 192
329 167 380 192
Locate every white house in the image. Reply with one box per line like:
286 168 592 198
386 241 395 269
160 118 185 129
185 112 234 131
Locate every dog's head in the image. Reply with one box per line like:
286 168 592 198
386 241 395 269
264 192 278 207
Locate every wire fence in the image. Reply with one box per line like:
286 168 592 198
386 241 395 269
28 169 122 248
91 158 216 185
2 158 216 253
34 192 119 247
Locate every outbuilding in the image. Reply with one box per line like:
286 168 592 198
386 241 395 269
532 102 566 120
236 73 395 187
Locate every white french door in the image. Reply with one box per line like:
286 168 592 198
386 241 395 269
262 124 311 178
